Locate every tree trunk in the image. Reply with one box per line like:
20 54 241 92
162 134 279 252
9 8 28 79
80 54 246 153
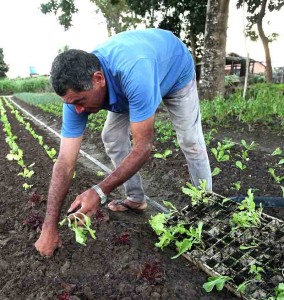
199 0 230 100
189 29 197 65
257 0 273 83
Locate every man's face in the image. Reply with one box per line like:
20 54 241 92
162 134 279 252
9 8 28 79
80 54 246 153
62 71 107 114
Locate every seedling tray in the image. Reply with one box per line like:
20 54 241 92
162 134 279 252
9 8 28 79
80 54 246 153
167 194 284 299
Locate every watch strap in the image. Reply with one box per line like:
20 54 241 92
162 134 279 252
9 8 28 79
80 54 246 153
91 185 107 204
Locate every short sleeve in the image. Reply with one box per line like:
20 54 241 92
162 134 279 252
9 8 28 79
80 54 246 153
61 104 88 138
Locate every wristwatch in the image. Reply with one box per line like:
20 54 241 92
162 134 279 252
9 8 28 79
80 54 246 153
91 185 107 204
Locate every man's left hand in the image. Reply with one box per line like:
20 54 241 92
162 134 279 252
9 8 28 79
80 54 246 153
68 189 100 221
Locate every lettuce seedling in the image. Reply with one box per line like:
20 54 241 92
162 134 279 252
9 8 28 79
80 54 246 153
203 275 232 292
59 213 96 246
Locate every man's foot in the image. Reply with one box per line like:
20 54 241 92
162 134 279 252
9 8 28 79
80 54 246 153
108 199 147 213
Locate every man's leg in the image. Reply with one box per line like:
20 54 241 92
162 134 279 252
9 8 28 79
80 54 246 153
163 79 212 191
101 111 145 203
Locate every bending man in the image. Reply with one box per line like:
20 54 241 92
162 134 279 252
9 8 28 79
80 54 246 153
35 28 212 256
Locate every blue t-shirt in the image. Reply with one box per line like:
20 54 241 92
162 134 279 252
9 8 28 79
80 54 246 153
61 28 194 138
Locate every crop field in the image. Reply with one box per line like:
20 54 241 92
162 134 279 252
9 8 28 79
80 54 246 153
0 84 283 299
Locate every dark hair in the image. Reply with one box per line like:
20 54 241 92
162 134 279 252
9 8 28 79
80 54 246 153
50 49 102 96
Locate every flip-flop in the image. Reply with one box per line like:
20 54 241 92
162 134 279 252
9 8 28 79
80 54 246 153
108 199 147 213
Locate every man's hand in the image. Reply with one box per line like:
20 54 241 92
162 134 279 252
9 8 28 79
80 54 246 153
68 189 100 221
35 226 62 257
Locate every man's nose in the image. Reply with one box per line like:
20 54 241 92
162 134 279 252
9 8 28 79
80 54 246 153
74 105 85 114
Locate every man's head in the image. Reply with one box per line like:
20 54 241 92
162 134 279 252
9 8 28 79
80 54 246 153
50 49 107 114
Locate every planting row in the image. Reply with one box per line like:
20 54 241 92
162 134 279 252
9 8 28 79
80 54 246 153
0 97 239 299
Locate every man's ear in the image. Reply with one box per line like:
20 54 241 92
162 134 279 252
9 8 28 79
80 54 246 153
92 71 105 87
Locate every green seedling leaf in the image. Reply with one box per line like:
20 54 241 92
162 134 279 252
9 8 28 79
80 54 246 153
172 239 193 259
59 213 96 246
149 213 168 235
212 167 221 176
96 171 105 177
272 147 282 156
236 160 246 170
237 280 254 293
162 201 177 211
153 153 164 159
23 183 33 190
203 275 232 292
279 159 284 165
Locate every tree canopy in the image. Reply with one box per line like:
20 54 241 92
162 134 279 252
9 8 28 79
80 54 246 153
0 49 9 78
236 0 284 82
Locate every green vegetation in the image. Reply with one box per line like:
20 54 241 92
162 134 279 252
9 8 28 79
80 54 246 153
59 213 96 246
0 76 52 95
201 83 284 129
231 189 262 229
203 275 232 292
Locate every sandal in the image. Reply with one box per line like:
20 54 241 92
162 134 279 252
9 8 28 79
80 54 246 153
108 199 147 213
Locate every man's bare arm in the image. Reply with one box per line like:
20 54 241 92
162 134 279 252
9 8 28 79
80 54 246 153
35 136 82 256
44 136 83 228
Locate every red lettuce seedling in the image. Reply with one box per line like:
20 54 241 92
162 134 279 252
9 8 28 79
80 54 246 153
113 233 130 245
138 261 164 284
57 291 71 300
22 211 43 230
95 209 109 224
28 191 42 207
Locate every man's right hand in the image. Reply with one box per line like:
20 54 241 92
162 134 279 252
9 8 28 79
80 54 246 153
35 226 62 257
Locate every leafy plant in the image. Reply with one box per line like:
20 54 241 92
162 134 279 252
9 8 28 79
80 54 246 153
211 142 231 162
153 149 172 160
182 180 211 206
268 168 284 184
96 171 105 177
59 213 96 246
237 279 255 294
212 167 222 177
235 160 247 170
18 166 35 178
203 275 232 292
137 261 163 283
241 139 258 151
239 241 259 250
232 181 241 191
272 147 282 156
231 189 262 229
149 211 203 258
172 222 203 259
249 264 265 281
23 183 33 190
267 282 284 300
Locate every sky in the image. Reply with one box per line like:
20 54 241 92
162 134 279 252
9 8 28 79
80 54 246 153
0 0 283 78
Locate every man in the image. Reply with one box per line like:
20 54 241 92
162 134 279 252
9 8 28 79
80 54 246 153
35 28 212 256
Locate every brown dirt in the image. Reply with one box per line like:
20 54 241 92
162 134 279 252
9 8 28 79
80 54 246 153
0 96 283 299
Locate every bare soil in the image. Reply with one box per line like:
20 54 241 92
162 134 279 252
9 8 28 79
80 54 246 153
0 96 283 299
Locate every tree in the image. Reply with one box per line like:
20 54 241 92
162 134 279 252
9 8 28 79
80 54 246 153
0 48 9 78
40 0 141 35
126 0 207 64
236 0 284 83
90 0 141 36
199 0 230 100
